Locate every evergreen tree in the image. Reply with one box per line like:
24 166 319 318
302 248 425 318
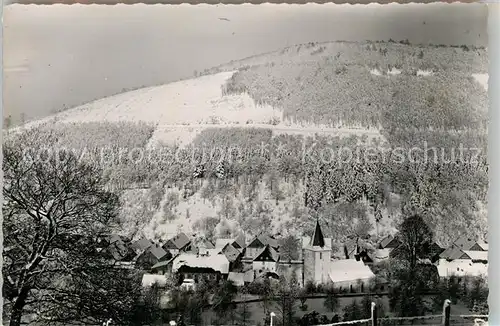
323 286 339 312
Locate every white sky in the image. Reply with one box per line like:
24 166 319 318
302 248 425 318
3 3 488 124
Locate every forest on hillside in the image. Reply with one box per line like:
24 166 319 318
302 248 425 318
5 40 488 248
6 117 488 248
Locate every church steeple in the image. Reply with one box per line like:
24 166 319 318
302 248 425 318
311 219 325 248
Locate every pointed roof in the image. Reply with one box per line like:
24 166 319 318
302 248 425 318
254 244 279 262
148 244 169 260
233 233 247 249
198 239 215 249
248 233 279 249
222 243 242 262
164 233 191 250
453 236 478 251
131 237 153 253
215 238 235 249
378 234 400 249
311 220 325 248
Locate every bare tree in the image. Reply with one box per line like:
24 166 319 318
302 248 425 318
3 133 139 326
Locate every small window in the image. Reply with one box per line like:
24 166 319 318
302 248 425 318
320 253 323 259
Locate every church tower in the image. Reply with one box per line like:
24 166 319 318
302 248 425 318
303 219 332 285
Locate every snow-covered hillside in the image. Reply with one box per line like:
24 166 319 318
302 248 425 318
16 70 383 148
8 41 488 246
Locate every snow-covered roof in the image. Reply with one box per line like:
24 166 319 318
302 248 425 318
172 253 230 274
222 243 242 262
148 244 169 260
215 239 234 249
463 250 488 261
141 273 169 288
477 242 489 251
151 257 175 270
248 234 279 249
165 233 191 250
453 236 477 250
197 239 215 249
440 247 469 260
131 237 153 252
328 259 375 283
205 248 223 256
374 248 391 260
378 235 399 249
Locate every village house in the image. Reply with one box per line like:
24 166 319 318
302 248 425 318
244 233 279 259
453 237 479 251
135 243 171 270
341 239 374 265
215 233 246 253
130 237 153 255
99 234 136 263
196 238 216 255
374 234 400 261
435 237 488 278
163 232 192 256
221 242 244 271
227 270 255 286
151 257 175 275
429 242 445 262
252 244 280 278
436 248 488 278
172 251 230 284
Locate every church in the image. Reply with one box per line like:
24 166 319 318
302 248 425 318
303 220 332 284
301 220 375 288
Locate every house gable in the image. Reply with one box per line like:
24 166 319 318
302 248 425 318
233 234 246 249
248 238 265 248
162 239 177 250
222 243 241 262
254 245 278 262
458 252 472 260
385 237 400 249
131 237 152 253
378 235 394 249
468 243 484 251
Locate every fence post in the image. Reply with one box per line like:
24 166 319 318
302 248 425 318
442 299 451 326
371 302 378 326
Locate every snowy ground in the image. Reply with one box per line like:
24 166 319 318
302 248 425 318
16 70 383 148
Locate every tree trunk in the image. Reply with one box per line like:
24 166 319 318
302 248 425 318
9 288 30 326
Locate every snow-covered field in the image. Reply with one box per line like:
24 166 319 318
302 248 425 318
17 70 383 148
